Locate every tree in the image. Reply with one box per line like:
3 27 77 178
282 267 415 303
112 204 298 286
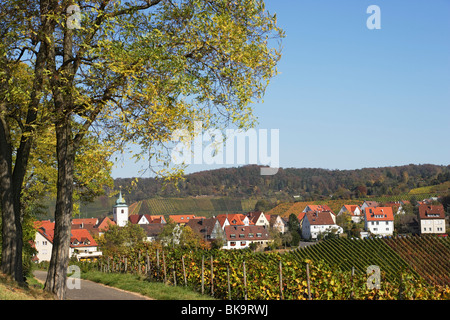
254 199 274 212
5 0 282 298
20 0 281 299
157 220 205 249
287 213 301 246
97 223 146 256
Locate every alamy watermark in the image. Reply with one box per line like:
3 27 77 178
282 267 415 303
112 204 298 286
170 121 279 175
366 265 381 289
67 265 81 290
367 5 381 30
67 4 82 30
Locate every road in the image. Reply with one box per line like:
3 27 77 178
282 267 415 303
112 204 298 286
33 270 152 300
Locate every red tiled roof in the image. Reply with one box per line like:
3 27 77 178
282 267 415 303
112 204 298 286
96 217 116 231
128 214 141 224
297 212 306 221
70 229 98 247
306 205 332 213
305 211 335 225
365 207 394 221
216 214 253 226
418 204 445 220
169 214 196 224
34 220 97 247
224 225 269 241
72 218 98 226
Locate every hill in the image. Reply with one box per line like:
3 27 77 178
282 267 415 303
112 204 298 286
40 163 450 219
114 164 450 202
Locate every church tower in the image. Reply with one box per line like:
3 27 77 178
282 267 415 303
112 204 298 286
113 191 128 227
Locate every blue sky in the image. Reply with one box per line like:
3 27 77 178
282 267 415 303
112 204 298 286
112 0 450 178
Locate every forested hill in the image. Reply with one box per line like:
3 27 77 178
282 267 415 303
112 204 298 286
114 164 450 203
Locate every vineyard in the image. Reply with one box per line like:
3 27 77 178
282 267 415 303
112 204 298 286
128 197 258 216
87 236 450 300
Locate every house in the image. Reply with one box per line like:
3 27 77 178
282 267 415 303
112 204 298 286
361 201 379 213
418 204 446 235
34 221 55 262
71 216 116 237
96 217 116 235
34 221 102 262
303 204 333 214
169 214 199 225
301 211 343 240
268 215 287 234
247 211 270 228
222 225 270 250
69 229 102 261
140 224 165 242
338 205 362 223
186 217 225 243
216 213 252 229
129 214 166 225
72 218 98 227
364 207 394 236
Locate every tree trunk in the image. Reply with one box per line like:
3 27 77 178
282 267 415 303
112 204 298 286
0 129 16 277
44 118 75 300
0 0 50 282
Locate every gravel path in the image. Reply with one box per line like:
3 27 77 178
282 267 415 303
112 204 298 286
33 270 153 300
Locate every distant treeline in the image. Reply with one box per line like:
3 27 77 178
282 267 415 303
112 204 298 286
113 164 450 203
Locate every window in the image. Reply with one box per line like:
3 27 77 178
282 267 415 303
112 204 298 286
248 233 254 238
230 234 236 239
256 233 262 237
230 241 236 246
121 209 124 213
239 234 245 238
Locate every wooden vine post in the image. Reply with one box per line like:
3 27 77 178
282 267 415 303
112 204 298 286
210 256 214 297
306 263 312 300
201 255 205 295
279 260 284 300
243 260 247 300
182 255 187 286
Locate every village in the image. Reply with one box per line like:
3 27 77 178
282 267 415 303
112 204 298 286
32 192 448 263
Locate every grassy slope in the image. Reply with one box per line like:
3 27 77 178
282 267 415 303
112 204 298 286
0 273 54 300
80 271 216 300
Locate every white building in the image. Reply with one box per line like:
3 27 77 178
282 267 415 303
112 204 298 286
34 228 53 262
360 201 379 213
338 205 362 223
418 204 446 235
113 191 129 227
248 211 270 228
222 225 270 250
302 211 343 240
34 221 102 262
364 207 394 236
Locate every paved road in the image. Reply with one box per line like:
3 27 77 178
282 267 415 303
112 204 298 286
33 270 152 300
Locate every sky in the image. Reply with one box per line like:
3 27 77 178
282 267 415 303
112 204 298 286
112 0 450 178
